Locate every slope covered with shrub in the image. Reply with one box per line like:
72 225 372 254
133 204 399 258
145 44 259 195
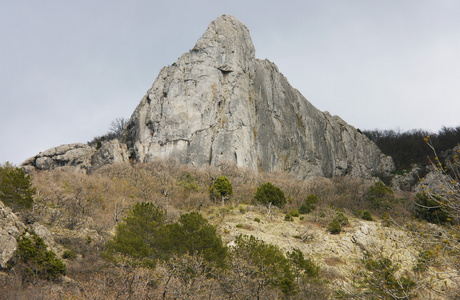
0 158 459 298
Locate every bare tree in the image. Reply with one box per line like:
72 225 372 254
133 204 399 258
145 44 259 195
109 117 128 137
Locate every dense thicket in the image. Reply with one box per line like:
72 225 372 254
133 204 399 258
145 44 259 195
363 126 460 170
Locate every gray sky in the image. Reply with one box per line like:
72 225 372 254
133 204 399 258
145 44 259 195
1 0 459 165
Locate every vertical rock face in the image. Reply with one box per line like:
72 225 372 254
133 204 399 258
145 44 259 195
123 15 258 169
122 15 394 178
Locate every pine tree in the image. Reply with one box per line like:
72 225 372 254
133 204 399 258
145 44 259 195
210 175 233 206
0 162 35 210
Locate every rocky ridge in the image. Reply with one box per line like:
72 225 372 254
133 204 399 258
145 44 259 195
23 15 394 179
22 140 130 173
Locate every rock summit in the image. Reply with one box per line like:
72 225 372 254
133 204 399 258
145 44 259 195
24 15 394 178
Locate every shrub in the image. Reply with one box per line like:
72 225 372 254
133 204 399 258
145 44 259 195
289 209 300 217
254 182 286 208
299 194 318 214
361 210 373 221
62 250 77 259
210 176 233 205
158 212 227 267
363 256 416 298
413 250 435 273
335 212 349 226
0 162 36 210
254 217 261 223
106 204 227 268
231 235 295 297
327 219 342 234
367 181 394 209
105 202 165 267
287 248 319 278
284 213 293 222
179 173 199 193
16 230 66 281
414 193 452 224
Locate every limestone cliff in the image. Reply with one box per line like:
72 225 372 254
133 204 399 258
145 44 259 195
22 15 394 178
121 15 394 178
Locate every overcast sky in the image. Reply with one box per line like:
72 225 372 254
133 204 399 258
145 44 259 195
1 1 459 165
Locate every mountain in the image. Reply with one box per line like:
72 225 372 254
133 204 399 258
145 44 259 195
23 15 394 178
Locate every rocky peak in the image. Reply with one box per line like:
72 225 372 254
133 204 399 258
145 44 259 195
120 15 394 178
192 14 255 74
23 15 394 178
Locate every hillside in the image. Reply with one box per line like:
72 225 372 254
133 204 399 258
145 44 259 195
1 160 459 299
4 14 459 299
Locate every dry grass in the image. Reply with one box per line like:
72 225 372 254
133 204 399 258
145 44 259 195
4 159 456 299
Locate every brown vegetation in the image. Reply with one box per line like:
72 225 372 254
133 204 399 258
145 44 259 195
1 158 460 299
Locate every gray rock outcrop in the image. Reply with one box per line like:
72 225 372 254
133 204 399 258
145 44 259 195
415 145 460 194
121 15 394 178
0 200 26 268
22 140 129 173
22 15 394 178
22 143 95 172
391 164 425 191
90 139 130 170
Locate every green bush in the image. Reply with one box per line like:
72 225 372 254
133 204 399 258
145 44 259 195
17 230 66 280
289 209 300 217
0 162 36 210
106 203 227 268
363 256 416 298
254 182 286 208
210 176 233 205
284 213 293 222
327 219 342 234
62 250 77 259
362 210 373 221
287 248 319 278
159 212 227 267
414 193 452 224
299 194 318 214
254 217 261 223
232 235 295 296
367 182 394 209
105 202 165 267
335 212 349 226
